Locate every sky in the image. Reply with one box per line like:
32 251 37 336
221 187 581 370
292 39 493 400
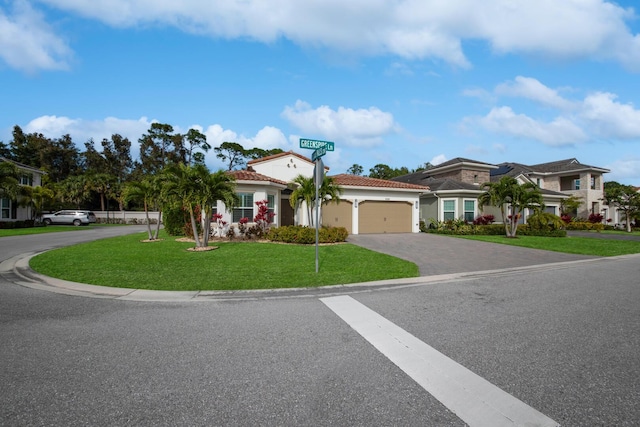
1 0 640 185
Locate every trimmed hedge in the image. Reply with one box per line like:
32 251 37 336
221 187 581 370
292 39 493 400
267 225 349 244
565 221 605 231
0 220 37 229
425 223 566 237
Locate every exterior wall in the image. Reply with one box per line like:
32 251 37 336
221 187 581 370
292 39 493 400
430 169 489 185
0 160 45 222
216 184 282 227
250 154 315 183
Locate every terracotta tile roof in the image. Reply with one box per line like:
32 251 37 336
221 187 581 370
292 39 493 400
330 174 429 190
227 170 288 186
247 150 313 165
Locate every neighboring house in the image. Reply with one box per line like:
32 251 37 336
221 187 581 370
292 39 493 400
0 157 45 222
393 157 609 225
490 158 610 220
392 158 499 224
215 151 428 234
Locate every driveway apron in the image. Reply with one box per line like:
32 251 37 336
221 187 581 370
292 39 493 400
347 233 596 276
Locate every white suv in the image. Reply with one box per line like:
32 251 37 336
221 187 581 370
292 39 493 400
42 210 97 226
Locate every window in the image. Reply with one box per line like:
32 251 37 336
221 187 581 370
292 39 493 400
19 174 33 186
590 176 596 190
545 206 556 215
1 198 10 219
463 200 475 222
233 193 254 222
536 178 541 187
443 200 455 221
574 179 581 190
267 194 275 223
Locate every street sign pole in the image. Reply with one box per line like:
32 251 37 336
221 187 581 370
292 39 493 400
314 158 324 273
300 138 333 273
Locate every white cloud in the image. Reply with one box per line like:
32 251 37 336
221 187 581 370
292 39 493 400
0 0 72 72
495 76 575 110
581 92 640 139
430 154 447 165
25 0 640 71
605 157 640 183
477 106 587 146
281 100 397 147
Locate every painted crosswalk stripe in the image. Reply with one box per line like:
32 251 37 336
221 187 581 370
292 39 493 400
320 295 559 427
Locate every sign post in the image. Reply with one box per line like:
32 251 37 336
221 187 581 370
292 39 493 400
300 138 334 273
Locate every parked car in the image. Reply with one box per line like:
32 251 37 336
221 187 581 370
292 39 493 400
42 210 97 226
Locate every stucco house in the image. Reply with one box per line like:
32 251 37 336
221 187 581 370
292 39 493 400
393 157 609 225
214 151 428 234
0 157 45 222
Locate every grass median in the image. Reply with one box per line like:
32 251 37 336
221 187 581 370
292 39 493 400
29 231 419 291
452 234 640 256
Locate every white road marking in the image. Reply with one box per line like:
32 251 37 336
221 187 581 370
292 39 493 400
320 295 559 427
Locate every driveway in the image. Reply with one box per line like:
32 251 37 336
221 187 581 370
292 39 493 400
347 233 596 276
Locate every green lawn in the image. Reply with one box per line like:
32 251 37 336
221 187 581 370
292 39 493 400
29 231 419 291
0 223 126 237
453 234 640 257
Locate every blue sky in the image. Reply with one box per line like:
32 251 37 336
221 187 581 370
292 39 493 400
1 0 640 184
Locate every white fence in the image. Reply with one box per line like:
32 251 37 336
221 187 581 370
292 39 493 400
93 211 162 224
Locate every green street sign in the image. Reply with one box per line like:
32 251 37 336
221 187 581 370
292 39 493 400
299 138 335 151
311 146 327 161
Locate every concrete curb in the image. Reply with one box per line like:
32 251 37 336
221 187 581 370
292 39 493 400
4 250 640 302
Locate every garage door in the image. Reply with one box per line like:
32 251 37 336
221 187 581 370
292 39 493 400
359 201 412 234
322 200 352 234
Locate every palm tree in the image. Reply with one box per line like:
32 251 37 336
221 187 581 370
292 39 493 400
124 176 163 240
56 175 89 209
288 174 343 227
289 174 315 226
318 175 343 224
19 185 54 222
164 163 237 248
478 176 543 237
85 173 114 211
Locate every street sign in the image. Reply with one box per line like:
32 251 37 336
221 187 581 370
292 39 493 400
311 146 327 161
299 138 335 151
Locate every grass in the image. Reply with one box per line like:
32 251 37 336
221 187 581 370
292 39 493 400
0 225 94 237
29 231 419 291
454 234 640 257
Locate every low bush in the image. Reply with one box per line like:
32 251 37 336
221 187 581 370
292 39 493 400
425 222 566 237
267 225 349 244
0 220 37 229
565 221 605 231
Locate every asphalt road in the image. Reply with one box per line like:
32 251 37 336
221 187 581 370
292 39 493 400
1 227 639 426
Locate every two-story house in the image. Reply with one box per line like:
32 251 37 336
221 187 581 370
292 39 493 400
0 157 45 222
490 159 610 219
393 157 607 225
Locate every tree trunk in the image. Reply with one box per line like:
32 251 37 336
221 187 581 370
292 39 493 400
154 210 162 240
189 206 201 247
143 201 153 240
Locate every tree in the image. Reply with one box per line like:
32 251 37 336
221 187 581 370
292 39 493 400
603 181 640 232
0 160 20 200
183 128 211 165
368 164 395 179
56 175 89 208
18 185 54 221
478 176 543 238
164 163 237 248
289 175 315 226
101 134 133 182
559 195 583 218
137 123 177 175
124 176 164 240
85 173 115 211
288 174 342 226
214 142 248 170
347 164 363 175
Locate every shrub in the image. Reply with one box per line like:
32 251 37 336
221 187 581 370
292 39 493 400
0 220 36 229
565 221 605 231
163 205 188 236
473 214 495 225
588 213 604 223
266 225 349 244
